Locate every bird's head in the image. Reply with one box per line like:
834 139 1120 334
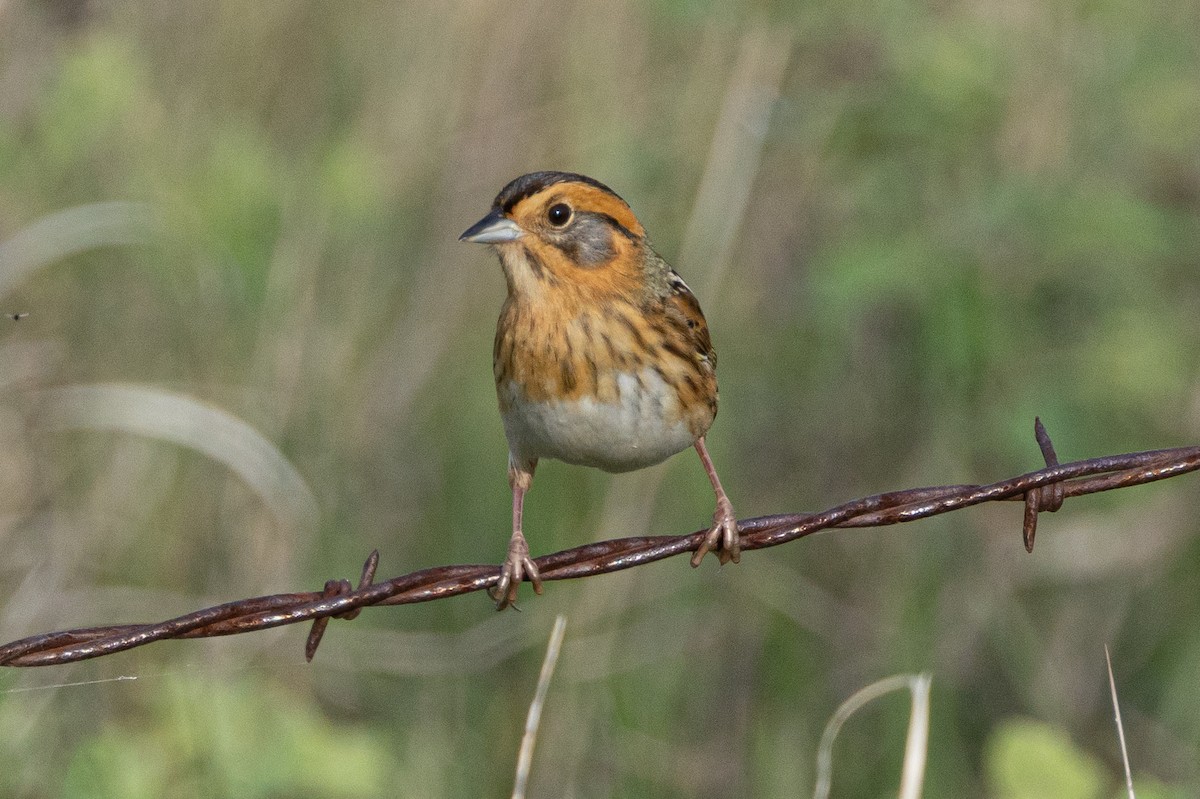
461 171 659 304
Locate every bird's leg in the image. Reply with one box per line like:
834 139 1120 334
690 436 740 567
492 458 543 609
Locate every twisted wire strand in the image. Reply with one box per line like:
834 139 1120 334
3 421 1198 667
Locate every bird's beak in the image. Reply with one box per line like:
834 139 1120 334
459 210 524 244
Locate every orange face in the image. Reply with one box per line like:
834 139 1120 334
461 172 656 311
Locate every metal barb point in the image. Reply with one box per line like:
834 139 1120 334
304 550 383 661
1023 417 1066 552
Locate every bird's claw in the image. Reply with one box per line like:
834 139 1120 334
490 535 543 610
691 499 740 568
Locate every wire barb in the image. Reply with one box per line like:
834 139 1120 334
1023 417 1065 552
304 550 380 661
2 430 1200 668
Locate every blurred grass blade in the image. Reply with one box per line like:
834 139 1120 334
37 383 318 533
899 674 932 799
512 615 567 799
1105 645 1136 799
814 673 932 799
0 202 155 301
679 23 792 297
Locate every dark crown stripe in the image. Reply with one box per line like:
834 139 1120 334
496 171 621 212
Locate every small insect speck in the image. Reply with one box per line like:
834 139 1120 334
9 313 28 321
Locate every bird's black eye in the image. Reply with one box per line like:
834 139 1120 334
547 203 572 227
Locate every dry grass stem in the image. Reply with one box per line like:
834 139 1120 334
813 673 932 799
1105 644 1136 799
512 614 567 799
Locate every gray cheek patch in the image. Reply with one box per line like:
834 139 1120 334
551 214 615 266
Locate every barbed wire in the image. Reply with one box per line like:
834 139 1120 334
2 419 1198 668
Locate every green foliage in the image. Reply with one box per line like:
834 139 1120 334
985 718 1106 799
61 676 398 799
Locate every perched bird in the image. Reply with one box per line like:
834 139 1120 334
460 171 739 608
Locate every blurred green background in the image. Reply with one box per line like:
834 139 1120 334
1 1 1198 796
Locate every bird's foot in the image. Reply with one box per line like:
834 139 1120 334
691 497 741 567
490 533 543 610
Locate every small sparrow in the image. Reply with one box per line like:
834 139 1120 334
461 171 740 608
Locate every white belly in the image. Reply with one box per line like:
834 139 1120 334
499 370 696 473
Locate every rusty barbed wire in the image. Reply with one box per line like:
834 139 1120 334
2 419 1199 668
